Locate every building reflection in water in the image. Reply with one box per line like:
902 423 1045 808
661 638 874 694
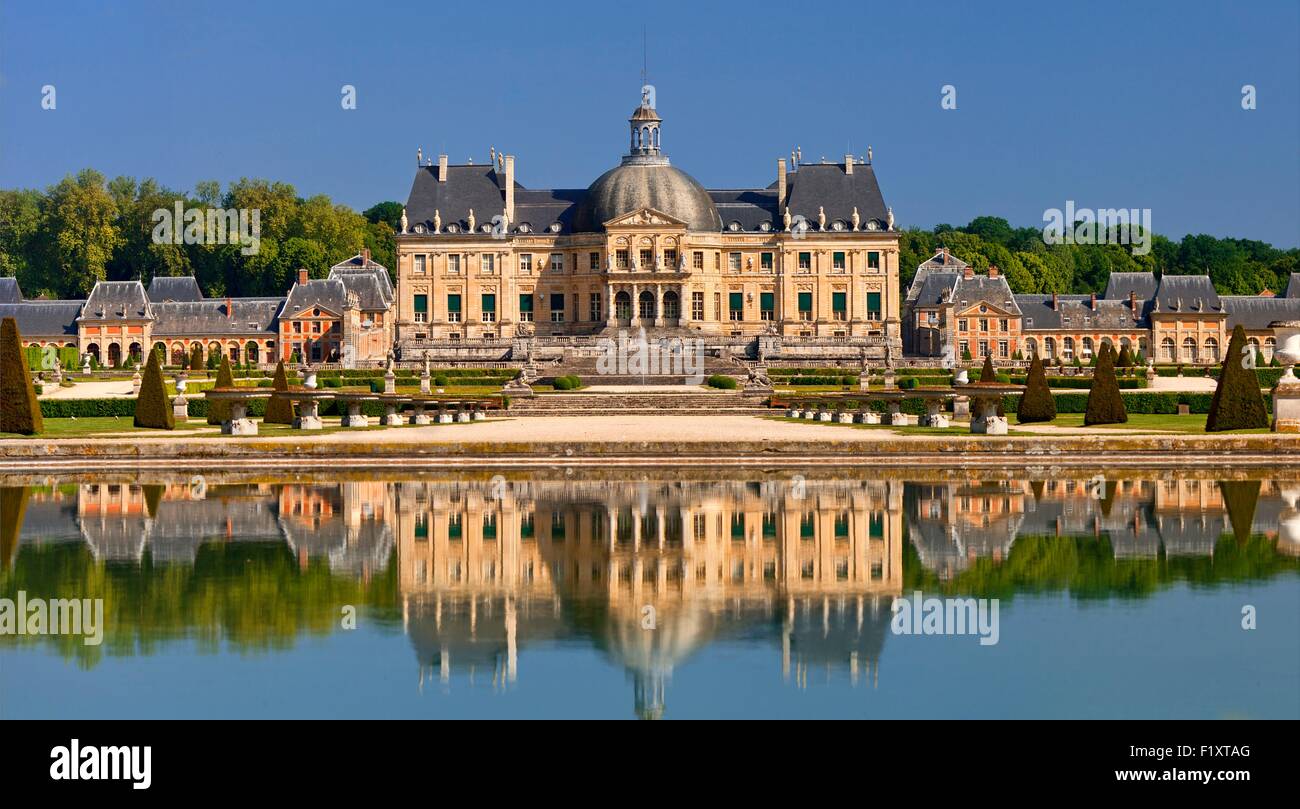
3 473 1297 718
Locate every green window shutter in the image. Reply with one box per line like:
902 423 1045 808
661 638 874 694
832 292 847 312
729 292 744 311
868 251 880 269
447 294 461 313
798 292 812 311
760 292 774 312
550 293 565 310
413 294 428 313
518 294 533 313
867 292 882 314
481 294 496 312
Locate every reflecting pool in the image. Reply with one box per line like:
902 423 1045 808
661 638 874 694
1 469 1297 719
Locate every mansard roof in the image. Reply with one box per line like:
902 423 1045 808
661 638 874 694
81 280 151 320
1287 273 1300 299
0 277 21 303
1220 295 1300 331
909 272 960 306
151 298 283 337
329 255 394 310
282 278 349 317
0 301 82 337
1015 294 1148 331
147 276 204 303
782 163 889 232
1151 275 1222 314
404 164 528 234
1103 272 1158 303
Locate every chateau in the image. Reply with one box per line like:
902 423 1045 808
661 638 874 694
392 90 903 357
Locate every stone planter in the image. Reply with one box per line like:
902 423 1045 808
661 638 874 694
837 412 854 424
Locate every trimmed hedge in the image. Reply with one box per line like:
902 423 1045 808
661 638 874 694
1 317 43 434
1207 325 1269 432
264 361 296 424
133 350 174 429
707 374 739 390
552 375 583 391
1085 343 1127 425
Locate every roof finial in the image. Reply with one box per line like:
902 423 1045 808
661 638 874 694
417 146 423 165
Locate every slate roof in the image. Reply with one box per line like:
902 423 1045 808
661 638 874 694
147 276 204 303
1220 296 1300 330
0 277 21 303
783 163 889 231
909 272 960 307
404 164 519 234
710 189 779 232
1015 294 1147 331
81 281 151 321
908 251 970 303
1287 274 1300 299
329 256 394 311
282 279 349 317
950 274 1021 314
152 298 283 337
1151 275 1222 314
1104 272 1158 303
0 301 83 337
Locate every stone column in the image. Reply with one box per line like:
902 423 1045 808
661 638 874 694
630 284 641 328
654 286 664 327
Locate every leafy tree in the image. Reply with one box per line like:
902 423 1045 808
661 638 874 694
1017 353 1056 423
0 317 43 435
133 347 174 429
39 170 123 296
1084 342 1127 426
1206 325 1269 432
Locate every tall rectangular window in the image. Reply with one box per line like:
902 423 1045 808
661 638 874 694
447 294 461 323
729 292 744 321
589 292 601 322
760 292 775 320
798 291 813 320
550 293 565 322
664 249 677 268
413 294 428 323
867 251 880 270
640 249 653 268
832 291 847 320
448 254 461 274
728 252 742 271
616 249 629 269
692 251 704 270
480 293 496 322
832 251 846 271
589 252 600 270
760 252 773 271
867 292 882 321
798 252 811 271
691 291 704 320
519 254 532 274
414 254 426 275
550 253 564 271
518 293 534 322
481 254 495 274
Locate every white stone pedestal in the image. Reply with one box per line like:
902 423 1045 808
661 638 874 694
342 402 369 427
1273 381 1300 433
294 399 323 430
787 409 802 419
456 412 471 423
222 402 257 436
837 412 854 423
858 411 881 425
172 395 189 423
438 413 454 424
818 411 832 422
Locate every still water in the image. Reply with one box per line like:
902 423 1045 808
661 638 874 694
1 469 1297 719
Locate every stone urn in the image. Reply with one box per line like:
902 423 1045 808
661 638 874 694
303 367 318 390
1271 321 1300 432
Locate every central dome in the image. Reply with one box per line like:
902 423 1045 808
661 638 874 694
572 163 722 233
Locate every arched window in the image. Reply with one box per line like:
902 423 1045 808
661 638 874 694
1204 338 1220 363
1161 337 1176 361
638 290 657 320
1082 337 1095 358
1043 337 1056 359
1265 337 1276 362
245 342 260 365
1024 337 1038 358
1181 337 1198 363
614 291 632 321
662 290 680 320
1063 337 1075 359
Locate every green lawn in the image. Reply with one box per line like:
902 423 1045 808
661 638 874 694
1016 412 1271 434
0 417 213 438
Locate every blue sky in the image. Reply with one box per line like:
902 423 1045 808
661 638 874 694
1 0 1297 246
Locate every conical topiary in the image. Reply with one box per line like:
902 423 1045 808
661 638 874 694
1116 345 1134 368
189 343 204 372
1207 325 1269 432
0 317 43 435
1017 352 1057 423
0 485 30 570
133 347 175 429
1084 342 1127 426
207 354 234 425
979 354 996 383
264 359 295 424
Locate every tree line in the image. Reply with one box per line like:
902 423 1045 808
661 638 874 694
0 169 401 300
1 171 1296 300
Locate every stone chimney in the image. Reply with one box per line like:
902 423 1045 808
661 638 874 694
988 264 999 278
504 154 515 223
941 247 950 263
362 247 371 263
1091 292 1098 311
844 154 854 175
438 154 449 182
298 268 308 287
226 297 233 320
1052 292 1059 310
777 158 787 209
963 265 975 280
1130 291 1138 316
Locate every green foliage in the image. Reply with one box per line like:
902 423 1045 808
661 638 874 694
1017 353 1057 423
1084 343 1127 426
207 355 234 425
979 355 996 383
1206 325 1269 432
707 374 739 390
0 317 43 434
552 375 583 391
264 360 295 424
433 375 449 387
1116 346 1135 368
132 349 174 429
188 344 203 372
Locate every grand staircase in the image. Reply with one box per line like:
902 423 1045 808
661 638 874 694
506 389 773 417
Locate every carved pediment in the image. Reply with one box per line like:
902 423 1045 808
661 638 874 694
603 207 688 229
